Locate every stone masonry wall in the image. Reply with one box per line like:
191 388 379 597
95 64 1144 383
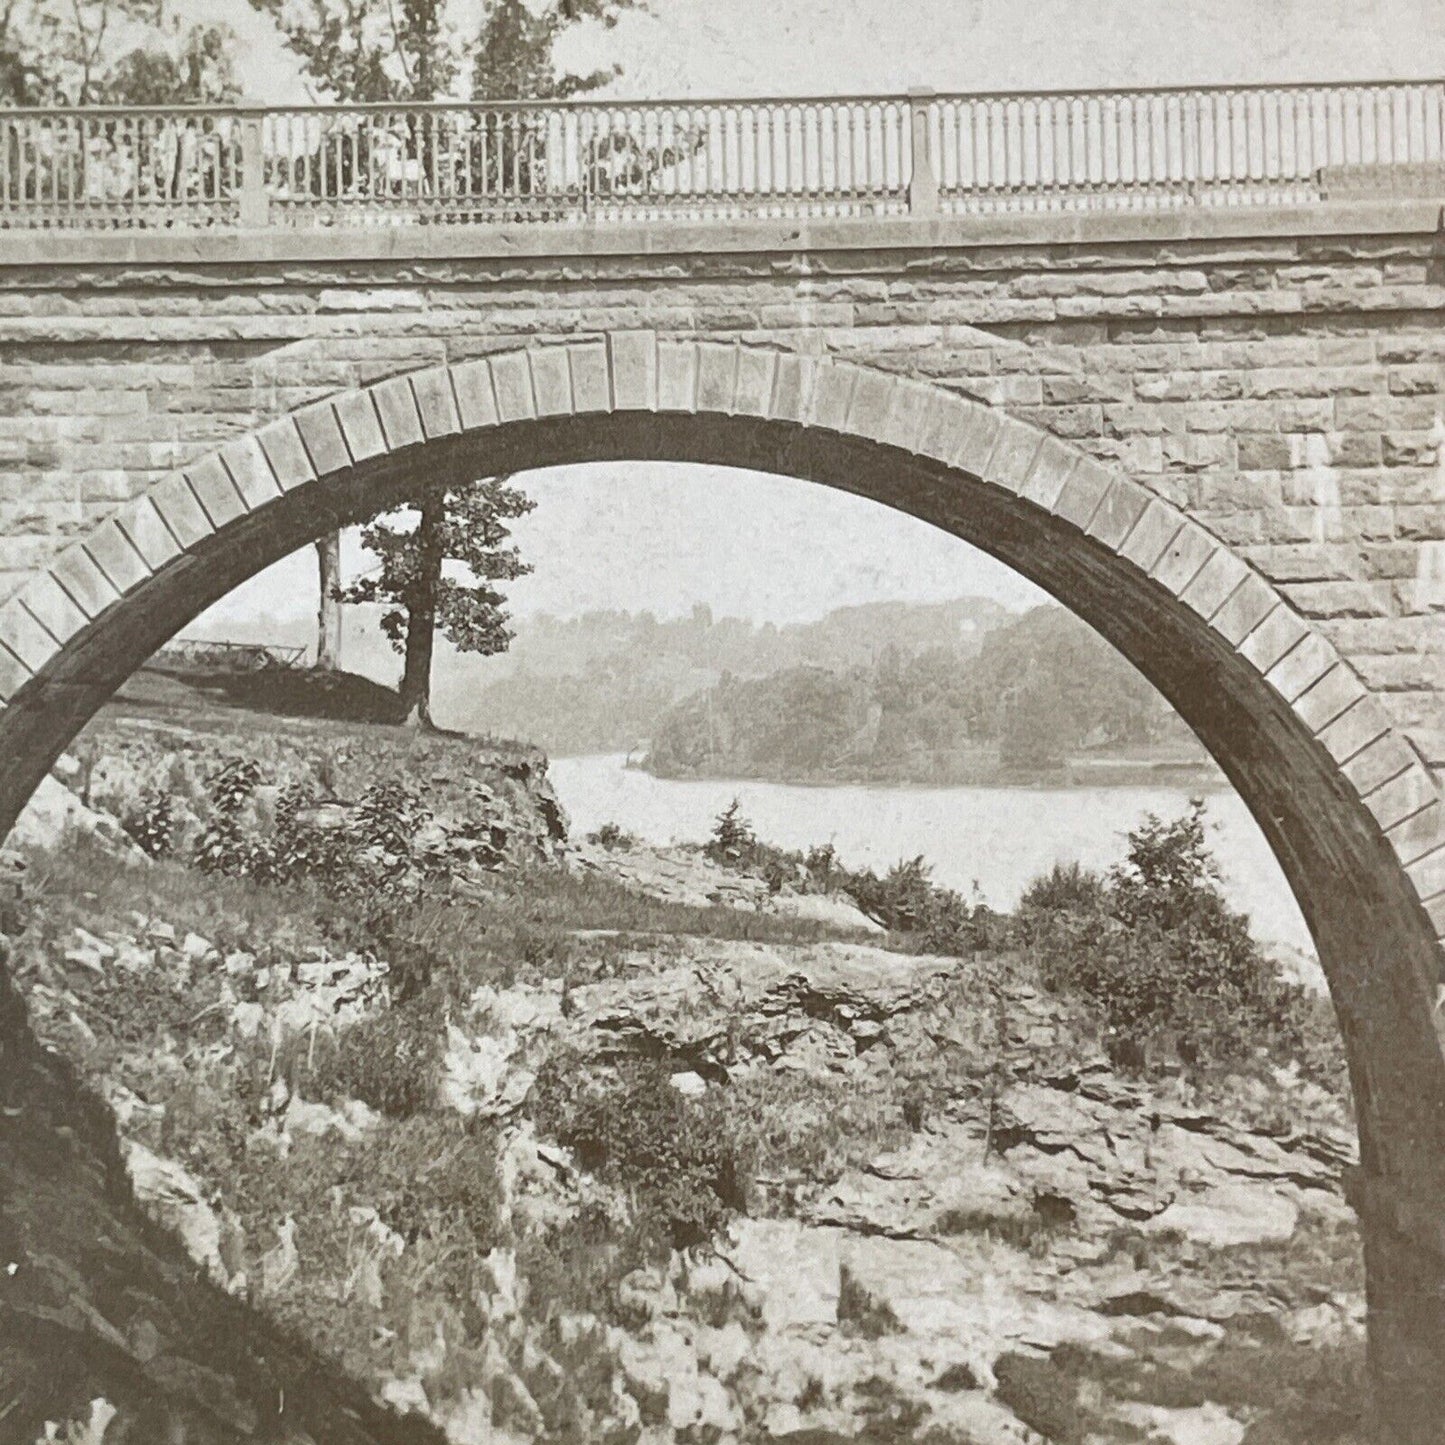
0 228 1442 765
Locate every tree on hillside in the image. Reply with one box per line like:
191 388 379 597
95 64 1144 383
340 477 535 726
248 0 648 700
0 0 235 105
314 532 343 671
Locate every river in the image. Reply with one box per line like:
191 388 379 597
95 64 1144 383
548 754 1314 956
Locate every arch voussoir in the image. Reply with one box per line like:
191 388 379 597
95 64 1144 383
18 570 88 647
185 453 249 529
1178 546 1251 623
1240 602 1311 674
656 339 699 414
1294 663 1370 736
1044 449 1105 525
55 539 125 621
292 399 354 476
1148 519 1217 598
529 348 573 420
332 387 391 460
606 330 660 411
370 375 427 448
0 596 53 672
695 341 739 415
412 365 463 436
568 340 613 415
148 471 216 549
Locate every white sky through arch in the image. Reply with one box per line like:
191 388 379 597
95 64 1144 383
200 463 1050 629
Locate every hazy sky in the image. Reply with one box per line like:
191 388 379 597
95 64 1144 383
197 0 1444 633
211 0 1445 103
204 465 1049 630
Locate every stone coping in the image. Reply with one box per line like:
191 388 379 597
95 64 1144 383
3 196 1442 269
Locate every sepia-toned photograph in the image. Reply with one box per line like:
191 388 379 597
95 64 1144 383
0 0 1443 1440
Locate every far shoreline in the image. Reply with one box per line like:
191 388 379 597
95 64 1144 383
550 752 1232 795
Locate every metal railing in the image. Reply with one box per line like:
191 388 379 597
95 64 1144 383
1 79 1441 230
153 638 306 672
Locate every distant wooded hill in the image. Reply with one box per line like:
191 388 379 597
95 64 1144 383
177 595 1212 783
642 606 1213 786
453 597 1013 753
179 596 1012 747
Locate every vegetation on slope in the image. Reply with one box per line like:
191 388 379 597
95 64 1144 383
9 793 1360 1443
451 597 1011 750
3 701 1353 1443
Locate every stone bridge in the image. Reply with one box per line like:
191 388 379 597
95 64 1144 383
3 81 1445 1437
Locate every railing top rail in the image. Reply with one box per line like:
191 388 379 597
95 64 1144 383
0 75 1441 120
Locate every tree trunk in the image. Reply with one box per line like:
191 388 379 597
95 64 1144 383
314 532 343 672
396 494 444 729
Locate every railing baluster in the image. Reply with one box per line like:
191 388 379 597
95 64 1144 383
0 81 1440 231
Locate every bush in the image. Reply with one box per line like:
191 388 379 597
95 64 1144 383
314 995 445 1119
935 1204 1066 1255
1018 860 1107 919
701 803 998 954
120 787 176 859
515 1203 655 1327
193 757 265 877
254 782 354 890
849 856 936 931
190 759 449 898
356 1114 503 1254
587 821 638 849
705 798 757 866
1018 801 1319 1073
529 1058 751 1251
836 1262 902 1338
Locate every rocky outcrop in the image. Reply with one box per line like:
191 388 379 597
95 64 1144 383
8 888 1362 1444
568 837 881 930
49 716 570 875
0 957 443 1444
11 775 143 860
565 939 958 1075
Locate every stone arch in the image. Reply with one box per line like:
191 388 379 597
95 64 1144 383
0 332 1444 1432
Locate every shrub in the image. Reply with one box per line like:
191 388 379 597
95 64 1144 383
850 856 936 931
934 1204 1064 1255
515 1203 655 1327
121 787 176 859
354 776 430 874
1018 860 1107 920
356 1113 503 1254
1019 800 1315 1073
529 1057 752 1251
193 757 265 877
701 804 998 954
587 822 638 849
993 1352 1092 1445
314 995 445 1119
836 1263 902 1338
186 757 468 901
253 783 354 890
705 798 757 867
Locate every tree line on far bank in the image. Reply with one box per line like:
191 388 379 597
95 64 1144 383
643 606 1196 785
